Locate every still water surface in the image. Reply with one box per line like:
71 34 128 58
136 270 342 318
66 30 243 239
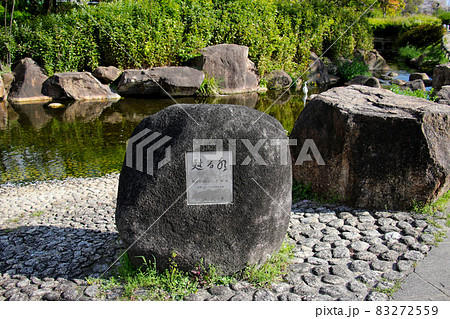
0 91 308 184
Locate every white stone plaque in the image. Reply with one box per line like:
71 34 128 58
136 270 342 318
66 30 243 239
185 151 233 205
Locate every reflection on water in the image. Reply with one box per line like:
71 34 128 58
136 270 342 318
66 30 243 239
0 92 306 184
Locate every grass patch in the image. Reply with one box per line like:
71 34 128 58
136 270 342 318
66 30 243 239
372 278 403 296
411 190 450 245
336 60 371 82
93 241 295 300
196 75 221 97
389 85 436 101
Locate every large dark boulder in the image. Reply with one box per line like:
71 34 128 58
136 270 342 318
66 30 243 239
8 58 51 103
290 85 450 210
42 72 120 101
116 104 291 274
117 67 204 97
93 66 122 84
192 44 259 94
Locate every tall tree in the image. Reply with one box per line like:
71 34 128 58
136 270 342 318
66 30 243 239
379 0 405 17
403 0 424 14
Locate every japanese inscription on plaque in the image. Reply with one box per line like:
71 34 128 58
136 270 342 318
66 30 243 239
185 151 233 205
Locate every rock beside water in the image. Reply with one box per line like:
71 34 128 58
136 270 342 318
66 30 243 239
290 85 450 210
115 104 291 274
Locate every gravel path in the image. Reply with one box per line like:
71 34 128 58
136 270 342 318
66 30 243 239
0 174 448 301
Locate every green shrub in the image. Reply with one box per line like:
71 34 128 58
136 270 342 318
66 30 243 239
398 24 444 48
1 0 373 76
369 14 442 38
398 45 422 60
390 84 436 101
437 11 450 24
337 60 371 81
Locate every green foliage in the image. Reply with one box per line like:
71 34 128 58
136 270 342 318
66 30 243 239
398 44 449 72
107 241 294 300
389 84 436 101
398 23 444 48
337 60 371 81
398 44 422 60
369 14 442 37
238 241 295 288
1 0 373 76
437 10 450 24
411 190 450 245
196 75 221 97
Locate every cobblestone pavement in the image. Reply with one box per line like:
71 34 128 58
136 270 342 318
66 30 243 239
0 174 448 301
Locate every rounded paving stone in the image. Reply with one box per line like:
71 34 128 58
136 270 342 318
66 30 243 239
303 274 322 288
322 275 346 285
43 291 61 301
396 260 416 272
62 289 80 301
253 289 276 301
319 285 349 299
349 260 370 273
312 266 328 276
314 250 332 260
368 244 388 254
350 241 370 252
354 251 378 261
229 293 252 301
277 292 303 301
307 257 328 266
333 247 350 258
366 291 389 301
313 242 331 252
371 260 393 272
292 283 317 296
347 280 369 293
208 285 233 296
379 250 399 261
402 251 425 261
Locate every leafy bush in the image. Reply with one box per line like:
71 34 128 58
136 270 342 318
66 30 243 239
369 14 442 38
437 11 450 24
398 24 444 48
390 84 436 101
398 44 449 69
337 60 371 81
1 0 373 76
398 45 422 60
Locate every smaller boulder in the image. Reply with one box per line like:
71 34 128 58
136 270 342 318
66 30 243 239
117 67 204 97
391 79 406 86
435 85 450 105
403 79 426 92
346 75 380 88
388 72 399 77
265 70 292 89
93 66 122 84
192 44 259 94
308 52 330 85
8 58 51 103
433 63 450 90
354 49 390 72
409 73 430 82
1 72 14 92
42 72 121 101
